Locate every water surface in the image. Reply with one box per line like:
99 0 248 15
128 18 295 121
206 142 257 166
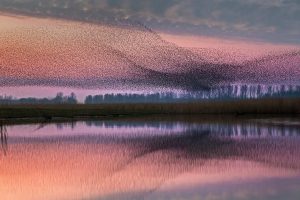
1 117 300 200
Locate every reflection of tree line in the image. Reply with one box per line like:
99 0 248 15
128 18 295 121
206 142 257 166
83 121 300 138
27 120 300 138
0 122 8 155
197 123 300 138
85 121 176 129
55 121 77 130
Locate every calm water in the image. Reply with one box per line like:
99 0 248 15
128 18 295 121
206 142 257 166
1 117 300 200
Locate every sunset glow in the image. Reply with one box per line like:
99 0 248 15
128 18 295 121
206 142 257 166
0 1 300 199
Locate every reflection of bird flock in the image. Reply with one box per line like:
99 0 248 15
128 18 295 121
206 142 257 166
0 2 299 92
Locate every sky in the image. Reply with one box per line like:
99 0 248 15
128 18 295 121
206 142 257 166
0 0 299 100
0 0 299 44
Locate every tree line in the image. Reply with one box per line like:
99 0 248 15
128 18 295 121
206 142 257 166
0 92 77 105
0 85 300 105
85 85 300 104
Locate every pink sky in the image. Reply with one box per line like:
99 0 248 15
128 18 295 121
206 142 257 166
0 12 299 99
160 33 300 64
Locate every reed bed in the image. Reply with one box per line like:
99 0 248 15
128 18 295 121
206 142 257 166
0 98 299 119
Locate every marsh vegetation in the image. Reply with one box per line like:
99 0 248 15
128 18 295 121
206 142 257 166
0 98 299 120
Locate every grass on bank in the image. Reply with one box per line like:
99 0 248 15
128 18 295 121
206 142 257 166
0 98 299 120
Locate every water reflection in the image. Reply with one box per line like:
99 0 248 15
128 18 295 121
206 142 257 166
1 117 300 200
5 118 300 140
39 119 300 138
56 121 76 130
0 122 8 155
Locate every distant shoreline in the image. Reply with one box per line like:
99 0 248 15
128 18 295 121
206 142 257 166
0 98 299 122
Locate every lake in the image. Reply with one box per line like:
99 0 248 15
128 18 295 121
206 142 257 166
1 116 300 200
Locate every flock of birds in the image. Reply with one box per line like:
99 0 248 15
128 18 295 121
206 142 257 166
0 8 299 92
